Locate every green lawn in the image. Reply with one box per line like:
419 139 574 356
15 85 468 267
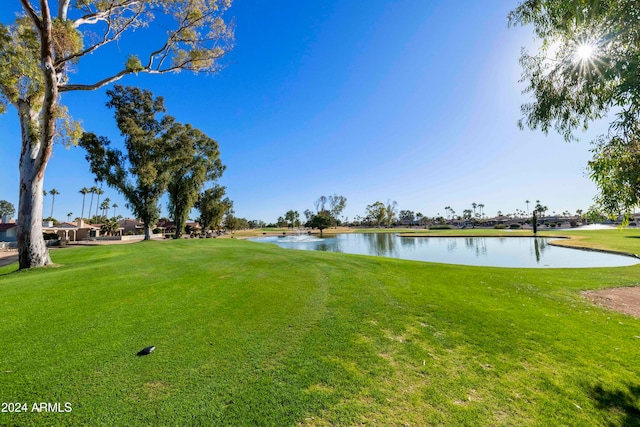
1 231 640 425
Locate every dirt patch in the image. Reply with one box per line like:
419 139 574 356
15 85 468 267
582 287 640 318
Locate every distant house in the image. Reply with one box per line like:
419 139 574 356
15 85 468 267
156 218 176 235
118 218 145 235
0 223 18 242
185 221 202 234
40 221 119 242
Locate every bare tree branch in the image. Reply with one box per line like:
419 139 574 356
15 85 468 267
73 0 141 28
59 69 137 92
55 7 143 67
18 0 42 31
57 0 71 20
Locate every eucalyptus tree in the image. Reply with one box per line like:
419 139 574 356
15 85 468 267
79 86 174 240
196 184 232 233
385 201 397 227
366 202 387 228
0 200 16 220
328 194 347 228
0 0 234 269
399 210 415 224
165 123 225 239
284 210 300 229
314 196 328 214
303 209 313 223
509 0 640 222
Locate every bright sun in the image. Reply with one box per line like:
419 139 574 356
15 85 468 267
575 43 595 61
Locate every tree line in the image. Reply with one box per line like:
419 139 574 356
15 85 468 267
80 85 229 240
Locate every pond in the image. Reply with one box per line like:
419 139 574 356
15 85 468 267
249 233 639 268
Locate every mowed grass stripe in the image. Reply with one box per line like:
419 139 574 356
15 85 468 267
0 236 639 425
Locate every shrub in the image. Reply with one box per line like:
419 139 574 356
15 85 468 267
509 224 521 229
494 224 506 229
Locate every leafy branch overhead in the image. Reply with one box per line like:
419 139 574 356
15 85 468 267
0 0 233 109
509 0 640 219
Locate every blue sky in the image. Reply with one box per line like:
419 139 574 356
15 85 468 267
0 1 606 223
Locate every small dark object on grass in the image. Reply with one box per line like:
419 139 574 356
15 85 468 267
137 346 155 356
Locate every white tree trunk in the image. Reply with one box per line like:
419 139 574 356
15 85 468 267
17 104 52 269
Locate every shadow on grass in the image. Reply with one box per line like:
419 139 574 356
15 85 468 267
589 383 640 426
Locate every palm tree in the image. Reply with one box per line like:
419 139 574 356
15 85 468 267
48 188 59 219
79 187 89 220
88 186 98 222
525 200 530 216
478 203 485 218
67 212 73 222
100 198 111 218
472 202 477 218
94 187 104 218
112 203 118 218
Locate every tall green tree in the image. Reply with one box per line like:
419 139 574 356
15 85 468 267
328 194 347 228
284 210 300 229
196 184 232 233
366 202 387 228
0 1 233 269
509 0 640 220
165 123 225 239
399 210 415 224
308 213 332 236
385 200 398 227
0 200 16 220
79 86 173 240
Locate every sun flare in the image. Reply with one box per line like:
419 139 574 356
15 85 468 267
575 43 594 61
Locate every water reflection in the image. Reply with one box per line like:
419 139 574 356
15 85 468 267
463 237 488 257
363 233 397 257
249 234 639 268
